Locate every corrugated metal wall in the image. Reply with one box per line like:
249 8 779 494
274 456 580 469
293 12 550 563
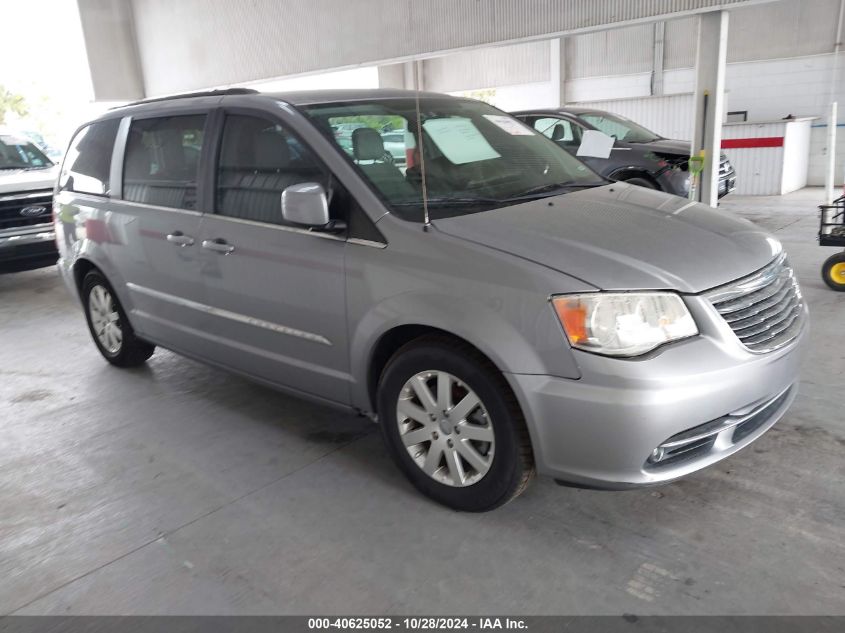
123 0 767 96
727 0 840 63
721 123 787 195
663 17 698 70
425 41 550 93
570 94 696 140
565 24 655 78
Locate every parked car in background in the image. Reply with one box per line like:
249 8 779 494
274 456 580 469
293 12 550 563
380 130 407 166
56 89 804 512
0 131 59 273
512 107 737 199
21 129 64 163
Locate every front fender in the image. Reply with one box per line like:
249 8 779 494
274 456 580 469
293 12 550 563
347 290 581 412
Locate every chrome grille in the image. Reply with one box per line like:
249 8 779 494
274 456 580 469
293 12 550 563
705 252 804 353
0 190 53 230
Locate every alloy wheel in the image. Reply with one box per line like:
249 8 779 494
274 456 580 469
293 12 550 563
89 284 123 354
396 370 494 487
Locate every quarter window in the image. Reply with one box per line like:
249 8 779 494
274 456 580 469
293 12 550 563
216 114 327 225
123 115 206 210
59 119 120 196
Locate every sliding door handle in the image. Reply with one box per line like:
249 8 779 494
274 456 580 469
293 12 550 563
166 232 195 247
202 239 235 255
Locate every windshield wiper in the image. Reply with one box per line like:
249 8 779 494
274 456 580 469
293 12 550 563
500 181 603 202
0 166 26 171
391 182 606 209
392 196 500 207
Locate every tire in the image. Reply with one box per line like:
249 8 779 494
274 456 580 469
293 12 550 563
377 336 534 511
623 176 658 190
821 252 845 291
82 270 155 367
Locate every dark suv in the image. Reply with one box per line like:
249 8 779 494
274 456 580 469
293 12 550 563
0 132 59 272
512 107 736 199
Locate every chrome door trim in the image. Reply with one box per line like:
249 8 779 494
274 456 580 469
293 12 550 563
126 282 332 346
347 237 387 249
107 197 204 217
204 213 346 241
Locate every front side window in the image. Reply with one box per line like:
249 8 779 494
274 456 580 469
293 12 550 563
303 98 603 222
123 115 206 210
59 119 119 195
531 117 581 148
216 114 327 225
579 112 660 143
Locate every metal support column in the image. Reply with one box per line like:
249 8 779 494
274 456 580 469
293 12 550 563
692 11 729 207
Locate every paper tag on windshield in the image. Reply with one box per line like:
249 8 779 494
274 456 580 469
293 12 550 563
483 115 535 136
576 130 614 159
423 117 501 165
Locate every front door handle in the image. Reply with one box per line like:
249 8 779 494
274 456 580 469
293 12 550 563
202 238 235 255
166 231 195 247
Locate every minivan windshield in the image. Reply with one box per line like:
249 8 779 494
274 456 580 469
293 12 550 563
579 112 662 144
302 98 604 222
0 133 54 170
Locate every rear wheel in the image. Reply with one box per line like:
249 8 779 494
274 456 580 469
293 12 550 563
377 336 534 511
822 252 845 291
82 270 155 367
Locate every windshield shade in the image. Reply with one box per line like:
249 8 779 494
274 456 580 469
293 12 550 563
302 98 603 222
579 112 661 144
0 133 53 169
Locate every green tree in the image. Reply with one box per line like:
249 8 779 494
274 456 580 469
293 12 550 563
0 85 28 125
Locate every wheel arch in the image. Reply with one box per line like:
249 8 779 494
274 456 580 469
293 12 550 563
366 325 504 417
609 167 662 189
72 257 99 297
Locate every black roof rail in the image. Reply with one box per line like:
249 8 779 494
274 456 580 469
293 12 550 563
124 87 259 107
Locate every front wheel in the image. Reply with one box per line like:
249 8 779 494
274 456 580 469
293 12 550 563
82 270 155 367
623 176 658 190
822 252 845 291
377 336 534 511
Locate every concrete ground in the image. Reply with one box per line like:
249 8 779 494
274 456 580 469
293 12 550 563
1 187 843 615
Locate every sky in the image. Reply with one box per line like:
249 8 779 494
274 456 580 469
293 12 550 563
0 0 115 148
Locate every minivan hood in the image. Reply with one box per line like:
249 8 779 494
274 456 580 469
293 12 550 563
0 166 58 196
433 183 780 293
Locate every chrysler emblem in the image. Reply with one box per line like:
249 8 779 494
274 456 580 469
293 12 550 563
20 205 47 218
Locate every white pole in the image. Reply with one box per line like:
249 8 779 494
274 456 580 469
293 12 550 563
826 102 838 203
692 11 729 208
827 0 845 202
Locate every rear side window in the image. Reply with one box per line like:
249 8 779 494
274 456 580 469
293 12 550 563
123 115 206 210
59 119 120 196
215 114 326 225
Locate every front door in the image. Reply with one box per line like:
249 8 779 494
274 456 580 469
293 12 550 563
196 112 351 404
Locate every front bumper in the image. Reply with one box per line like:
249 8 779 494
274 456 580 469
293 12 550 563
0 223 57 272
655 160 736 199
507 297 808 488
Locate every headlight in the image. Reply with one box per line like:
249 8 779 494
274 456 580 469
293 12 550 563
551 292 698 357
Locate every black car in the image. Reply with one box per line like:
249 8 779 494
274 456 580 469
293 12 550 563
512 107 736 199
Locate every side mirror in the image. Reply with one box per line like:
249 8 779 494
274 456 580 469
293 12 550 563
281 182 329 227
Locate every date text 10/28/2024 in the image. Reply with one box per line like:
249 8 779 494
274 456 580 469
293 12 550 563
307 618 528 630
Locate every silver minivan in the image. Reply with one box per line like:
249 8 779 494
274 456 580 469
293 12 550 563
55 88 808 511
